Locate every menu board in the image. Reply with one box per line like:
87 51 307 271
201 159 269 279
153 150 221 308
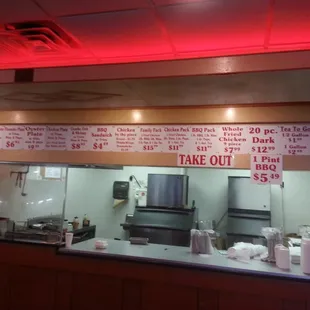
251 155 283 185
0 124 308 158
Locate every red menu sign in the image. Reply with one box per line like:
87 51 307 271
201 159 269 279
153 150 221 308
3 126 25 150
113 126 138 152
24 126 46 150
248 126 281 154
280 125 310 155
45 126 68 150
216 125 249 154
135 126 164 152
89 126 114 151
161 126 191 153
67 126 91 151
251 155 282 184
178 153 234 168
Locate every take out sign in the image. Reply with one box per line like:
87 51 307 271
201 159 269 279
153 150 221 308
178 153 234 167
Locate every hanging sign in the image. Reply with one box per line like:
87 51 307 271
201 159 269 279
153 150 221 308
89 126 114 152
67 126 91 151
45 126 68 150
135 126 164 152
251 155 283 184
248 125 281 154
0 124 308 161
177 153 234 168
3 126 25 150
280 125 310 155
24 126 46 150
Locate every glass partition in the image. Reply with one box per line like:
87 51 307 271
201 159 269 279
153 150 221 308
0 163 67 244
0 162 308 248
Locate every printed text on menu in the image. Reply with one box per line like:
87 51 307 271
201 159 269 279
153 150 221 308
0 124 309 155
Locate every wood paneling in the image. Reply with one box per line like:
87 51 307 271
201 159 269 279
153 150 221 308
198 289 218 310
283 300 306 310
54 272 73 310
141 282 197 310
71 273 122 310
10 266 56 309
123 280 141 310
0 264 9 310
219 291 282 310
2 104 310 124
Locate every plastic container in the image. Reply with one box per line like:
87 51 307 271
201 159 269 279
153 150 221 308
301 237 310 274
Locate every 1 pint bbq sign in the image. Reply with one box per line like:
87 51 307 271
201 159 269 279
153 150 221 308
251 155 283 185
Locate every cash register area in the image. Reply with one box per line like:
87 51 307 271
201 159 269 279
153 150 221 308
0 163 309 275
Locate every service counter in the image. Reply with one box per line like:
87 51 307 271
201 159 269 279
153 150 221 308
0 238 309 310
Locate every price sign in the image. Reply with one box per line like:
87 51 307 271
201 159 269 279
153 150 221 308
89 126 114 151
188 126 217 153
162 126 191 153
113 126 137 152
280 125 310 155
136 126 164 152
251 155 282 184
67 126 91 151
178 153 234 168
23 126 46 150
248 125 281 154
3 126 25 150
45 126 68 150
216 125 249 154
0 126 5 149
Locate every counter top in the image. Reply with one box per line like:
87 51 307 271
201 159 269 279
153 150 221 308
59 238 310 282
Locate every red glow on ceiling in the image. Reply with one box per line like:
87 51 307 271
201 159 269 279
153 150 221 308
0 0 310 69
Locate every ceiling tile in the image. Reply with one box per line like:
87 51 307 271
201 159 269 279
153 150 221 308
36 0 151 17
158 0 268 52
0 1 48 23
270 0 310 45
153 0 208 5
57 10 173 58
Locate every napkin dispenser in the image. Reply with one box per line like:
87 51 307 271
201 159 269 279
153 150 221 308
113 181 130 200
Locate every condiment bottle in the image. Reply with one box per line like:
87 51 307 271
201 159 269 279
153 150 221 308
83 214 90 227
73 217 79 230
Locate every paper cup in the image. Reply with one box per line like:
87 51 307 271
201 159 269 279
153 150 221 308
65 233 74 248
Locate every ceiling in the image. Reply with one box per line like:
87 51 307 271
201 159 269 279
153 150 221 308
0 69 309 109
0 0 310 69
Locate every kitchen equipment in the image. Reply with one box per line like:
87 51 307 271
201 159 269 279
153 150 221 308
147 174 189 208
123 206 197 246
301 235 310 274
65 232 73 247
275 244 290 269
227 176 271 247
113 181 130 200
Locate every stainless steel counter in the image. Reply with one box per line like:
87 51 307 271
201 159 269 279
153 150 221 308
59 238 310 282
